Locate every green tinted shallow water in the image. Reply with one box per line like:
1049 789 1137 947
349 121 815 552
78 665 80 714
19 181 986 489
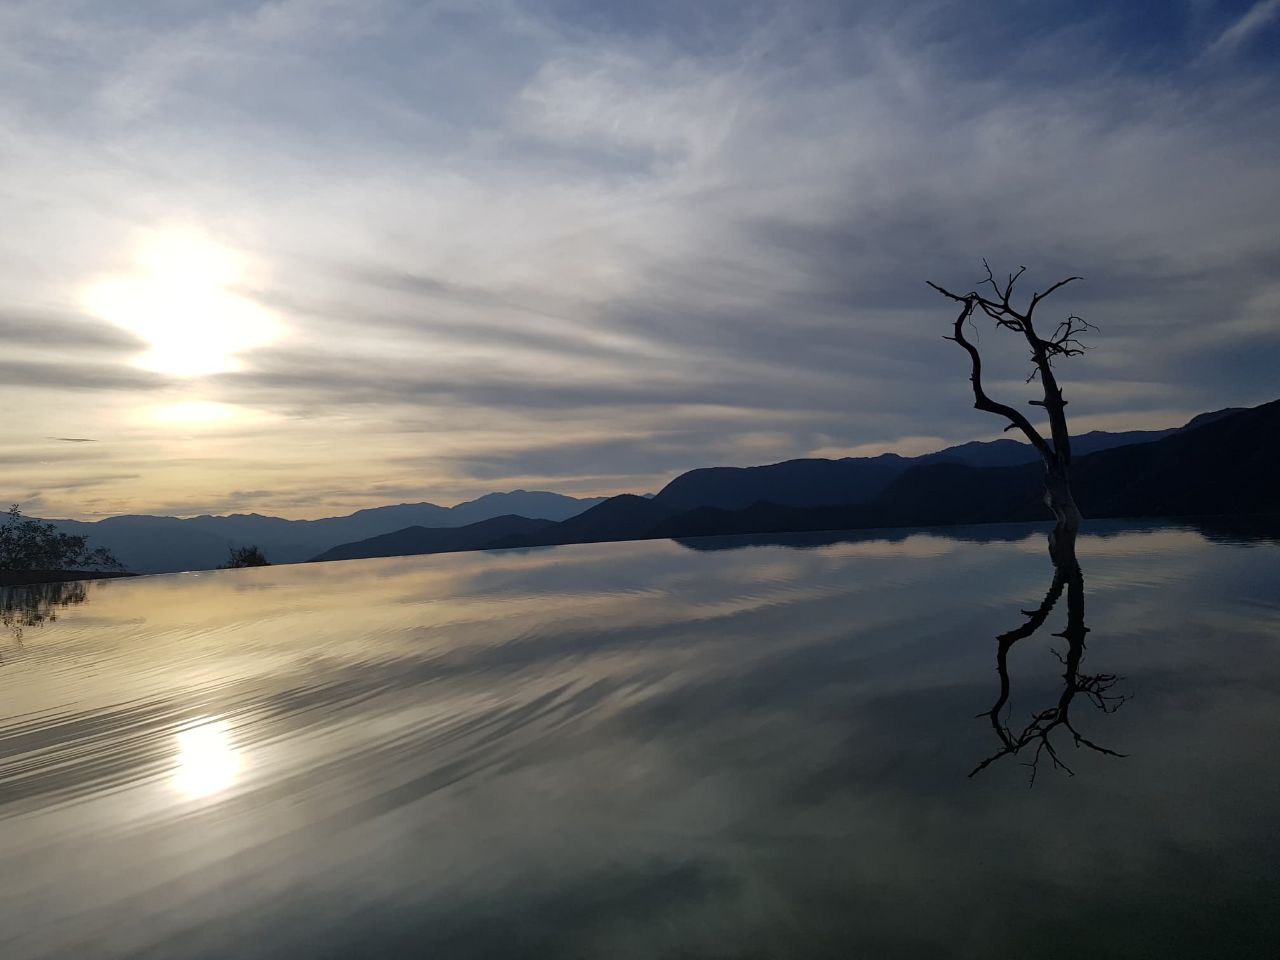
1 521 1278 959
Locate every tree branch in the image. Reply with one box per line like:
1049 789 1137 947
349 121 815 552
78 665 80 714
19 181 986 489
1028 275 1081 317
929 265 1090 472
927 282 1054 465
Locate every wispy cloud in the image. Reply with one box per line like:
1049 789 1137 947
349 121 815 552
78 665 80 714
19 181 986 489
1202 0 1280 60
0 1 1278 517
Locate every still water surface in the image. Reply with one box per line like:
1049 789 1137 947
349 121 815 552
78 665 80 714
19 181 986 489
2 521 1278 958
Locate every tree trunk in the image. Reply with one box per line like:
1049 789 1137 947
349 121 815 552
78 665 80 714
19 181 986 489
1044 464 1081 570
927 265 1092 563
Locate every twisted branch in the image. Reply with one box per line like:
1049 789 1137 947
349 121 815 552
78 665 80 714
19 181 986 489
930 294 1055 466
928 262 1091 469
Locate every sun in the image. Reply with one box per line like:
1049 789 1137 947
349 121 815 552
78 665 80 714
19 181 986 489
83 227 282 377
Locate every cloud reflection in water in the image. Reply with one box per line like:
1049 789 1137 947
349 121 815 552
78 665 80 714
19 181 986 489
2 520 1279 958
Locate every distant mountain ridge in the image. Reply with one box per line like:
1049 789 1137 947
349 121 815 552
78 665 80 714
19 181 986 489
32 406 1257 573
650 408 1242 512
314 516 559 563
43 490 605 573
313 401 1276 563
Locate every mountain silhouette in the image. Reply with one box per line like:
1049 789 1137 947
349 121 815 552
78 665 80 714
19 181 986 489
312 496 679 562
29 406 1268 573
43 491 604 573
314 515 559 563
653 454 912 512
314 400 1279 563
650 408 1241 513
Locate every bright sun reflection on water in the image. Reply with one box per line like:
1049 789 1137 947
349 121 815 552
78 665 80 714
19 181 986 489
172 719 242 799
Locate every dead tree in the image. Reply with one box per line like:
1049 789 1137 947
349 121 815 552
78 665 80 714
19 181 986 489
927 263 1096 563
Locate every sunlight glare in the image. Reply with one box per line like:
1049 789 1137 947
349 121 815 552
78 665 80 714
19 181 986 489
84 227 282 377
142 399 266 428
172 719 242 799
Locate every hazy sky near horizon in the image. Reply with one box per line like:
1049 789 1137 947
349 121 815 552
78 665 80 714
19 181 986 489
2 0 1278 519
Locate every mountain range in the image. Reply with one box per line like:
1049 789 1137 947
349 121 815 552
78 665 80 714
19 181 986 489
45 490 605 573
312 403 1273 563
650 410 1238 512
36 403 1271 573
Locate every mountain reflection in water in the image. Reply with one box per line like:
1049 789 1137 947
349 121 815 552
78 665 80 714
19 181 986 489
1 519 1278 959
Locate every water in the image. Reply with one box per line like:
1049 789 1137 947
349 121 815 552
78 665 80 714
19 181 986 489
1 520 1278 958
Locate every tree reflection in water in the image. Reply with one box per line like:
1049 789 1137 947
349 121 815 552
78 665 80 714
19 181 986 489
1 581 89 646
972 523 1128 781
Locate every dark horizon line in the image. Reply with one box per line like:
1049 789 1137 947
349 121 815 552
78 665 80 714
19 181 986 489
23 398 1254 525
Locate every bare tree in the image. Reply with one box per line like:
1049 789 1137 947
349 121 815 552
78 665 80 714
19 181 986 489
927 262 1096 563
927 263 1123 780
220 545 270 568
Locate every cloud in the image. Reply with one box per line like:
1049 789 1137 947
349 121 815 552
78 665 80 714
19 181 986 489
0 1 1278 516
1203 0 1280 60
0 448 107 468
0 311 146 353
0 360 168 392
440 430 802 483
29 472 143 492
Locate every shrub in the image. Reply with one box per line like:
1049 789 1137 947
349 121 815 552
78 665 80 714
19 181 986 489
0 505 123 572
220 545 270 568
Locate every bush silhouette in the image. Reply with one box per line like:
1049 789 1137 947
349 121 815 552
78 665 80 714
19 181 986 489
0 505 123 572
221 545 270 568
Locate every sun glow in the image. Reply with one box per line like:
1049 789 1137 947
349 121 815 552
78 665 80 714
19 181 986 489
172 719 242 799
142 399 270 428
84 227 282 377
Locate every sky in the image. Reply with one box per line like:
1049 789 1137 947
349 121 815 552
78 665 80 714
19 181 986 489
2 0 1278 520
